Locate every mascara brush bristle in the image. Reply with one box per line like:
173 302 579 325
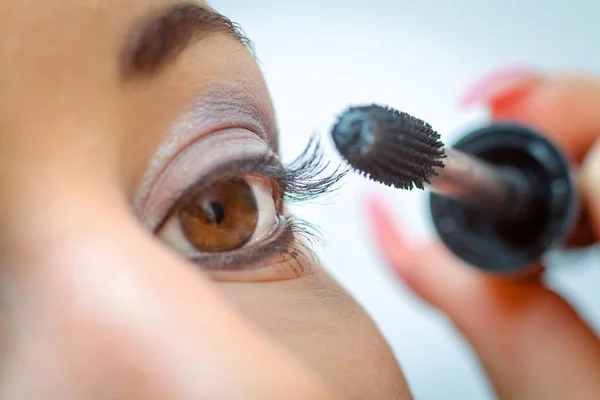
331 104 446 190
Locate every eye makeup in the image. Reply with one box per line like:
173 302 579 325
136 79 346 281
147 135 345 281
142 128 274 229
134 78 277 219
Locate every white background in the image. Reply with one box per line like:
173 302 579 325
211 1 600 398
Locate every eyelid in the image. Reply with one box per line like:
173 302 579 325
157 174 283 263
139 129 276 230
155 155 286 233
179 153 284 208
133 80 276 220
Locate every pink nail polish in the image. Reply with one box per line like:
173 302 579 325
460 66 538 109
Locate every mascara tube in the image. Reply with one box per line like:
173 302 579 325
428 123 578 274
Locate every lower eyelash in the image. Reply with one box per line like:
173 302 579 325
285 215 325 246
281 132 347 237
190 214 294 271
268 134 347 272
188 135 346 274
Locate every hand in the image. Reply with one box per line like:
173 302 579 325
366 69 600 399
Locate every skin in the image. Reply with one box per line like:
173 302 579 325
367 71 600 399
1 0 599 399
0 0 407 399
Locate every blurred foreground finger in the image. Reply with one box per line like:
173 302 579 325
366 195 600 399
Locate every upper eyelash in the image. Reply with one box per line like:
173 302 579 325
219 134 347 251
157 134 346 272
187 133 348 207
280 133 349 203
275 133 348 252
156 133 347 232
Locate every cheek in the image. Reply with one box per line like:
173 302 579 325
216 267 410 399
0 211 290 399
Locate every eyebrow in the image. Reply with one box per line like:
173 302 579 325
120 2 254 80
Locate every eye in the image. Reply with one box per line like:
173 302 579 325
180 178 259 252
148 134 344 282
158 176 281 258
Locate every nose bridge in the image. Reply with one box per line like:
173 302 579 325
0 191 333 399
0 157 118 268
0 26 123 190
0 202 213 398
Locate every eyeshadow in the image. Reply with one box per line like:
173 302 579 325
134 77 277 215
139 129 274 229
155 151 287 232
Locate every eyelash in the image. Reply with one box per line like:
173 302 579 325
280 134 349 203
159 133 347 273
271 134 349 268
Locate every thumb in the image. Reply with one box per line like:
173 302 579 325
580 138 600 239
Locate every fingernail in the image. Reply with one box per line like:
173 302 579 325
460 66 539 109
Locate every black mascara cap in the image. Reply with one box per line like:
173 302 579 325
428 123 578 274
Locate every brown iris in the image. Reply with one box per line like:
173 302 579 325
179 178 259 252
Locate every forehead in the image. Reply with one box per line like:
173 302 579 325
0 0 243 119
0 0 208 58
0 0 208 27
0 0 275 154
0 1 212 80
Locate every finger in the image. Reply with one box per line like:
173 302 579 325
459 65 541 109
581 138 600 239
366 195 600 400
463 69 600 163
364 194 475 305
490 71 600 242
462 68 600 243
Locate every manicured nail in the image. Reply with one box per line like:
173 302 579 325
460 66 539 109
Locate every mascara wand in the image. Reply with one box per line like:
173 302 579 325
331 104 578 275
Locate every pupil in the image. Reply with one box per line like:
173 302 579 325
178 178 260 253
203 202 226 224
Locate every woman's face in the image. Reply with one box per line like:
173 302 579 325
0 1 408 398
